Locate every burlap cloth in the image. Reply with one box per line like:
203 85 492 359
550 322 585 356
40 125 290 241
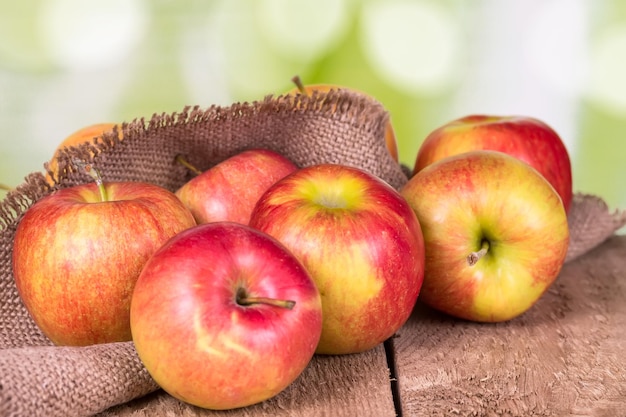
1 91 625 417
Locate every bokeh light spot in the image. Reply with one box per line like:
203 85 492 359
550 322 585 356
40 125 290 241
209 0 308 99
360 0 460 95
523 0 590 97
256 0 350 62
587 24 626 116
39 0 148 72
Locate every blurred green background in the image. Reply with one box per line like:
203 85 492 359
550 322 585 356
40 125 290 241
1 0 625 221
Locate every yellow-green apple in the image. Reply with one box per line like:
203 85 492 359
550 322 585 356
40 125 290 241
249 163 425 355
46 122 121 185
175 149 298 224
287 76 399 162
412 115 573 212
401 150 570 322
130 222 322 410
12 171 196 346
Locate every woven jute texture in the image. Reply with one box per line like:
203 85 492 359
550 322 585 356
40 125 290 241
1 90 625 417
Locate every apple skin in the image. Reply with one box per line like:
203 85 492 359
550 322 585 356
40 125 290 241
249 164 425 355
401 150 570 322
46 123 120 185
412 115 573 212
175 149 298 224
130 222 322 410
12 182 196 346
287 82 399 162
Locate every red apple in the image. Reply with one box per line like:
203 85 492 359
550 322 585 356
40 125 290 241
175 149 297 224
401 150 570 322
287 76 399 162
249 164 425 355
413 115 573 212
12 173 196 346
130 222 322 410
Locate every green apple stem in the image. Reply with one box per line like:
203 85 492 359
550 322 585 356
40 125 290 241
73 159 108 202
236 288 296 310
291 75 309 96
467 240 490 266
175 154 203 176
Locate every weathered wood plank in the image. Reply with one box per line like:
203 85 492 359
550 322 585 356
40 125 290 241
99 343 396 416
393 235 626 416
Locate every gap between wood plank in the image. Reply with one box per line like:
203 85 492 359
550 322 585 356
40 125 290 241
384 336 402 417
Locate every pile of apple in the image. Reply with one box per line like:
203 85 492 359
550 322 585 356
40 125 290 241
11 85 572 411
13 147 424 410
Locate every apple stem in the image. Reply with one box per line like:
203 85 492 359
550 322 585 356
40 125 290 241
467 240 490 266
73 159 108 202
291 75 308 96
236 288 296 310
0 182 12 192
175 154 203 176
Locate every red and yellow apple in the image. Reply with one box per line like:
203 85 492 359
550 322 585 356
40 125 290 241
130 222 322 410
412 115 573 212
46 122 121 185
175 149 298 225
249 163 425 355
287 76 399 162
12 176 196 346
401 150 570 322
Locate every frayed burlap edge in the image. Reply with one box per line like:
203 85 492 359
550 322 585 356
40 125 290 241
565 192 626 262
1 90 625 417
1 90 399 417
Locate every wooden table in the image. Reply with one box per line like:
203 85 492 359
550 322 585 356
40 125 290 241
100 235 626 417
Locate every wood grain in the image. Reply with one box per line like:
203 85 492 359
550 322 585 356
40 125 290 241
393 235 626 416
99 235 626 417
99 343 396 417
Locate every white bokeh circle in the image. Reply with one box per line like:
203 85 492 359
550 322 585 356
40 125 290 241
39 0 148 72
522 0 590 98
255 0 350 62
359 0 461 94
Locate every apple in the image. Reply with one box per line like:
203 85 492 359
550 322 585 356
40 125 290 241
288 76 399 162
400 150 570 322
175 149 298 224
12 165 196 346
249 163 425 355
412 115 573 212
46 122 121 185
130 222 322 410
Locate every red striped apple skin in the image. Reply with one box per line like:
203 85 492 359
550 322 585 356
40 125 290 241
12 181 196 346
175 148 298 225
130 222 322 410
402 150 570 323
250 163 425 355
413 115 573 212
